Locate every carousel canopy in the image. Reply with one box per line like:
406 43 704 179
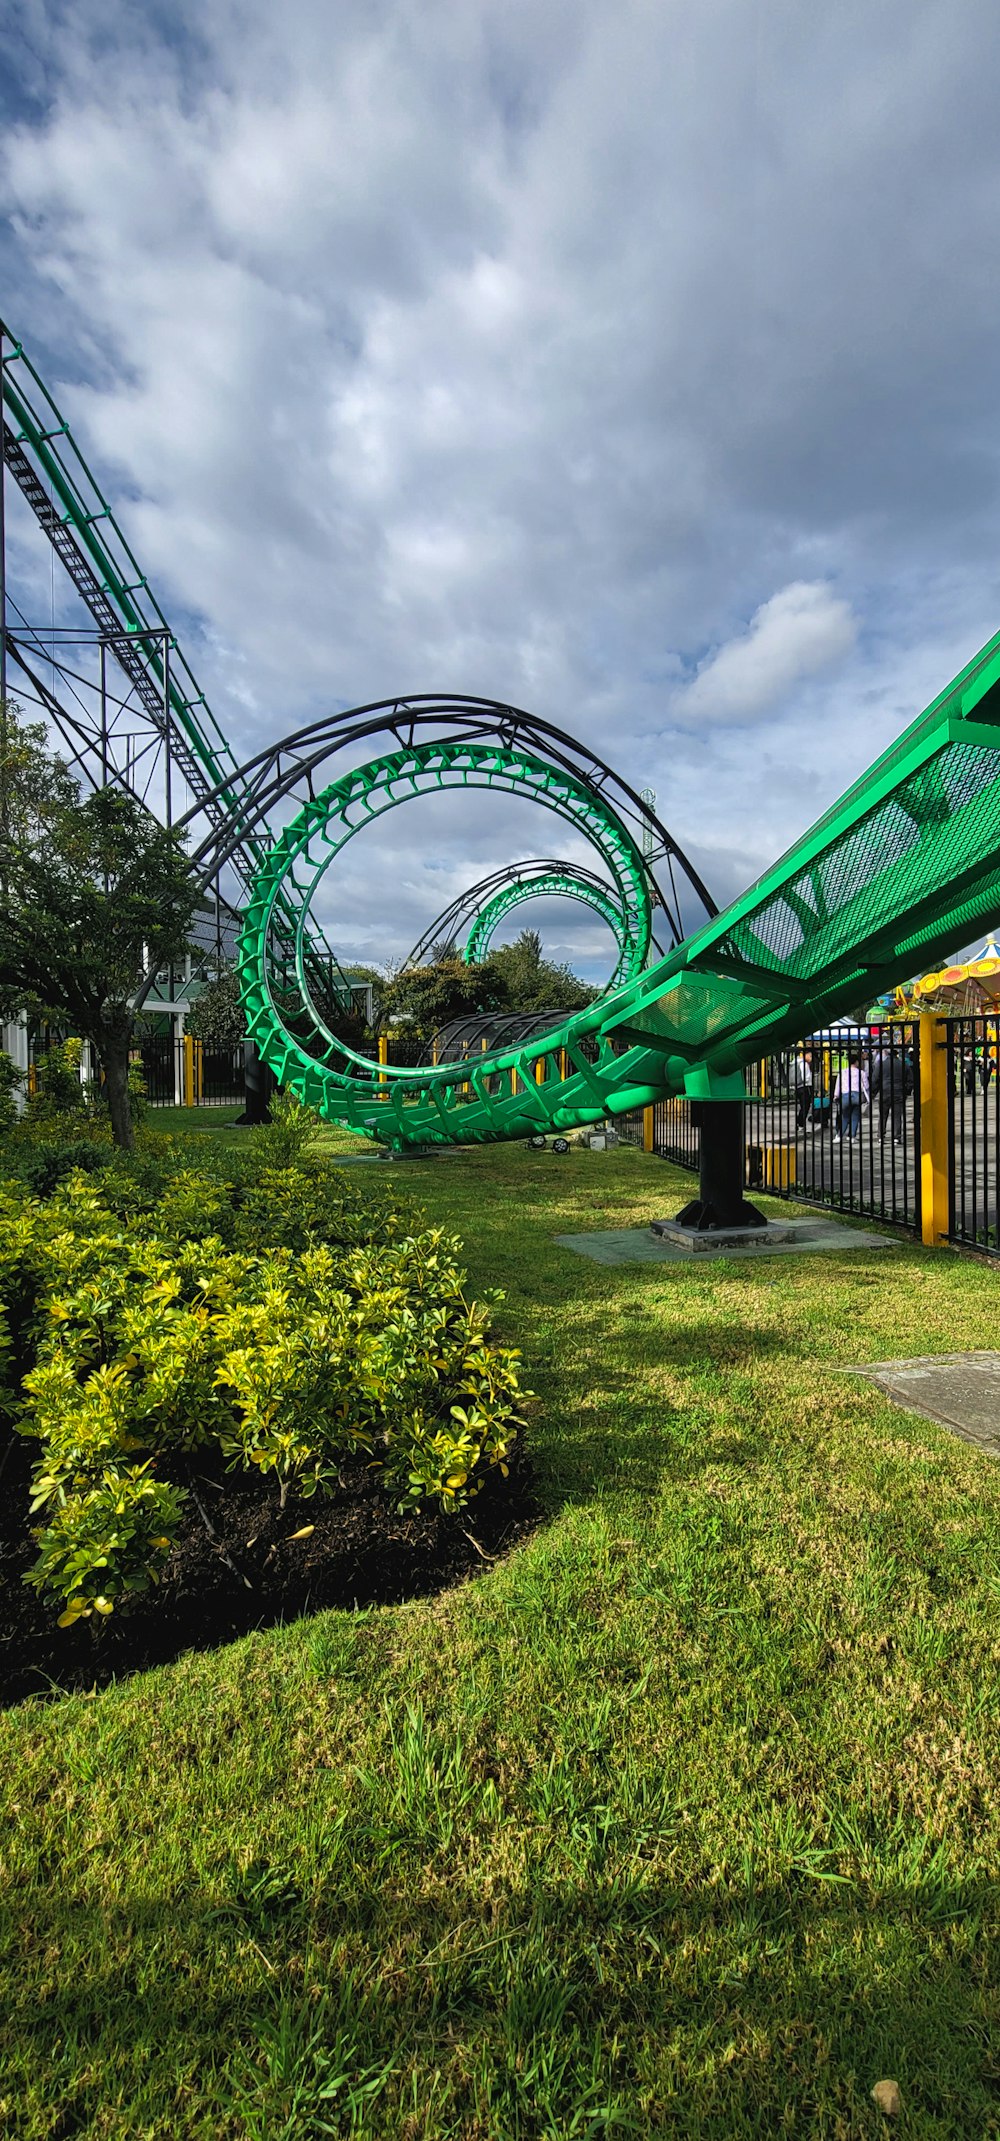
879 932 1000 1016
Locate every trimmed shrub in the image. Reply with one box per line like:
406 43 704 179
0 1136 113 1199
0 1050 25 1132
0 1151 527 1628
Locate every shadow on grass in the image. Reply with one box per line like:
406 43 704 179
522 1314 795 1508
3 1859 997 2136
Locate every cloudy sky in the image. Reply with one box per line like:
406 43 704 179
3 0 1000 977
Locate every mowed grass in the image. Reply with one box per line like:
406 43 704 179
5 1142 1000 2137
148 1106 381 1155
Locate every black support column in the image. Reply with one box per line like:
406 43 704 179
674 1099 766 1230
238 1041 276 1125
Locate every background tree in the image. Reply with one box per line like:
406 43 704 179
487 927 598 1015
377 952 509 1044
377 928 598 1043
185 966 245 1048
0 704 199 1150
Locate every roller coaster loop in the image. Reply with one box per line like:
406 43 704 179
8 315 1000 1153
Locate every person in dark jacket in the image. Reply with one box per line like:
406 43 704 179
870 1043 913 1143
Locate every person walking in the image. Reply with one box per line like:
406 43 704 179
870 1041 912 1144
794 1047 814 1130
833 1054 869 1142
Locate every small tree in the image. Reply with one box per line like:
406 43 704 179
0 705 199 1150
185 966 245 1049
489 928 598 1014
377 953 510 1044
376 927 599 1044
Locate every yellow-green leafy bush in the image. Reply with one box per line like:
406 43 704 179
0 1164 526 1627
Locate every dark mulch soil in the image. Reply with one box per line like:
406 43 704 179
0 1427 543 1709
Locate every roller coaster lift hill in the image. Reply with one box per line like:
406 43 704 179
7 315 1000 1227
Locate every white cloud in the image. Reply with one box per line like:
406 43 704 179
2 0 1000 975
675 582 857 726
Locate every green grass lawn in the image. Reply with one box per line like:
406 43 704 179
5 1143 1000 2137
147 1106 380 1156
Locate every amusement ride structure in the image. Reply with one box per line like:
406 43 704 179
6 317 1000 1220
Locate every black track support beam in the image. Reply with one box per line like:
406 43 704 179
674 1099 767 1231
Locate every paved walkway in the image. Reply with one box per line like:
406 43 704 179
845 1351 1000 1458
554 1216 902 1265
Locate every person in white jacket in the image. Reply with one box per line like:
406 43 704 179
833 1057 869 1142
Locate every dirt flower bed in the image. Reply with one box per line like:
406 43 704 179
0 1417 540 1706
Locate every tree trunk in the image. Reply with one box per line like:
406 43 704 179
97 1028 134 1151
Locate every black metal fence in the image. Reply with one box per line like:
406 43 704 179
946 1016 1000 1251
744 1023 921 1231
652 1096 700 1170
199 1043 246 1107
383 1036 428 1069
615 1024 922 1232
615 1097 700 1168
136 1036 178 1107
134 1035 245 1108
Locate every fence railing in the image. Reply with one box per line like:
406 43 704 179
135 1035 245 1108
744 1023 921 1231
946 1016 1000 1252
616 1023 923 1236
613 1096 701 1168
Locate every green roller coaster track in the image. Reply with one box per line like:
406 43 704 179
463 870 631 982
0 322 357 1015
238 628 1000 1150
6 316 1000 1153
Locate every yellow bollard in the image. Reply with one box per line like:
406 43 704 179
764 1144 796 1189
182 1033 195 1109
919 1013 949 1245
643 1105 654 1153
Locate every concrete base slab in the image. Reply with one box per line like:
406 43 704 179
845 1351 1000 1458
377 1145 456 1161
554 1216 903 1266
650 1217 808 1252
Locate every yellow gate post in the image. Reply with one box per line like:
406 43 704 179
919 1012 950 1246
378 1034 388 1084
182 1033 195 1109
643 1105 654 1152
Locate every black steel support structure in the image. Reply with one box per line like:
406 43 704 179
238 1043 275 1125
674 1100 767 1230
